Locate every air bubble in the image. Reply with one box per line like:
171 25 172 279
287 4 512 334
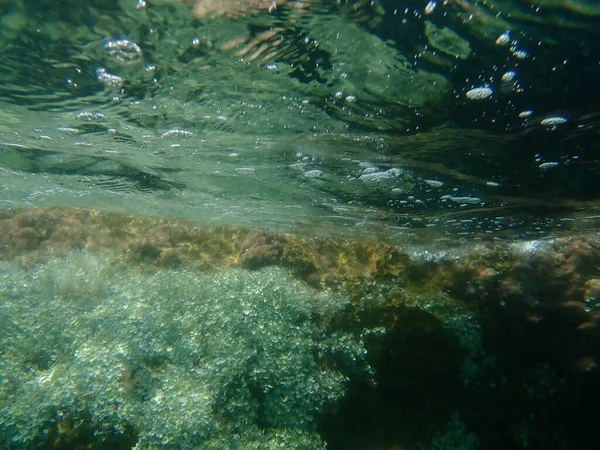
466 87 493 100
96 68 123 88
539 162 559 170
540 116 567 127
510 47 528 59
424 179 444 188
160 129 194 139
502 71 516 82
424 1 437 15
76 112 108 122
359 171 396 182
519 110 533 119
495 32 511 46
234 167 255 175
303 170 322 178
449 196 481 204
105 39 143 66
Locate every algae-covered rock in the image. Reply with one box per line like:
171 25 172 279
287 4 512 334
0 252 368 449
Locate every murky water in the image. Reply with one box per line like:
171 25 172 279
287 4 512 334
1 1 600 449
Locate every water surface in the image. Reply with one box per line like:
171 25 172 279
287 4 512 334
1 0 598 242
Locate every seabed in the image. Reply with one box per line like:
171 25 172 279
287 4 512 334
1 207 599 449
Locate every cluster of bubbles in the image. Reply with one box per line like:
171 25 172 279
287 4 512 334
96 38 145 90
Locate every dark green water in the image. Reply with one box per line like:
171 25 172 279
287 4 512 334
1 0 598 242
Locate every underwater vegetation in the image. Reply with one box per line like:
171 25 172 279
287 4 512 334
0 253 366 449
1 207 600 449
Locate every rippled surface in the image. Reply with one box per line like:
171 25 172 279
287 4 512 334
1 0 599 242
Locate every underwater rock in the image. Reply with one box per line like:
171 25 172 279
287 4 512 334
240 231 288 269
192 0 286 17
0 256 368 449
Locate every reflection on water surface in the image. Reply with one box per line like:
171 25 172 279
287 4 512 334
1 0 598 241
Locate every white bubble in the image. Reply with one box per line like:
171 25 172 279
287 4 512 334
76 112 107 122
539 162 559 170
510 48 528 59
160 129 194 138
466 87 493 100
540 116 568 126
495 32 511 46
424 179 444 188
362 167 378 175
234 167 255 175
501 71 516 82
105 39 143 66
96 68 123 88
303 170 322 178
359 171 395 182
424 1 437 15
57 127 80 134
519 110 533 118
449 196 481 204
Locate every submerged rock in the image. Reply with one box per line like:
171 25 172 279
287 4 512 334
193 0 286 17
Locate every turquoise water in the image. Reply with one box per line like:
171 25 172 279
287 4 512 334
1 1 600 449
